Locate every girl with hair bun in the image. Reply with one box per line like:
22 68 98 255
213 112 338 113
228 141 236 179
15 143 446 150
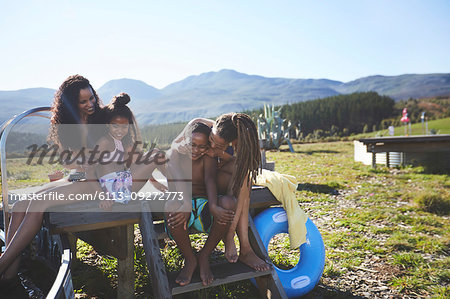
94 92 141 209
103 92 140 151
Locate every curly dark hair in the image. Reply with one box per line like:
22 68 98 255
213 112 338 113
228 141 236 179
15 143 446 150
48 75 103 148
104 92 140 149
215 113 261 197
191 122 211 137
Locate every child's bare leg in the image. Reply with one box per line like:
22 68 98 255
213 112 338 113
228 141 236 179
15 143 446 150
131 149 167 192
165 200 197 286
224 192 240 263
236 188 270 272
216 161 239 263
170 221 197 286
223 231 238 263
198 195 236 286
224 205 239 263
33 177 70 194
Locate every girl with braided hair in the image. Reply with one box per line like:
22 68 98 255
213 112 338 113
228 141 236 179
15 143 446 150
172 113 269 272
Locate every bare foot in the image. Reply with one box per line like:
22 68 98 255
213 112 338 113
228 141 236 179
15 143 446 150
175 257 197 286
239 249 270 271
224 233 238 263
197 251 214 286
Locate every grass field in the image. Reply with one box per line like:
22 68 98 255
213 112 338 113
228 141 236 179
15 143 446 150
1 141 448 298
62 141 449 298
269 142 449 298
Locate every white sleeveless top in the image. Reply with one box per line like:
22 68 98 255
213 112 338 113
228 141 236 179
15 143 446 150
102 134 125 163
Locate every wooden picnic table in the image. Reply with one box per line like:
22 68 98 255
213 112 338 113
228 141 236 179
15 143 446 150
41 185 285 299
1 106 286 298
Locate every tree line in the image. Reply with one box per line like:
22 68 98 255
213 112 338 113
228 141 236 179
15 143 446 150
246 92 449 139
246 92 394 137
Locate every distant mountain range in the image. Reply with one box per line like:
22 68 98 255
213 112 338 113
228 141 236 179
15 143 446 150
1 70 449 125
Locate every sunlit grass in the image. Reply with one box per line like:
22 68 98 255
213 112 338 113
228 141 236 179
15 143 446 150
268 141 449 296
42 141 450 297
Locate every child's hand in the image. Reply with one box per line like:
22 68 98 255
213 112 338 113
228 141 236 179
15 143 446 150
215 148 224 157
210 205 235 226
167 211 189 230
206 148 215 158
99 200 114 211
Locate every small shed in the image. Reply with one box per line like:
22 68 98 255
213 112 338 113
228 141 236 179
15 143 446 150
357 135 450 173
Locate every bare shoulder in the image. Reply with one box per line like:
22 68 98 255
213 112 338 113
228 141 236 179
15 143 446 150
203 155 216 164
203 154 217 171
96 136 113 151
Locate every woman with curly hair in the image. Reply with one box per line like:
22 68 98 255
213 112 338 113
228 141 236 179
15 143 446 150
170 113 270 277
26 75 106 184
0 75 106 289
47 74 105 179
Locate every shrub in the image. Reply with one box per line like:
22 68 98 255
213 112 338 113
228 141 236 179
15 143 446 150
413 192 450 215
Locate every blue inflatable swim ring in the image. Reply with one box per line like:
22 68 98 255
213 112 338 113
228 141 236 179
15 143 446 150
254 207 325 298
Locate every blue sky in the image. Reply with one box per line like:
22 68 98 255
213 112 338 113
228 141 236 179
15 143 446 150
0 0 449 90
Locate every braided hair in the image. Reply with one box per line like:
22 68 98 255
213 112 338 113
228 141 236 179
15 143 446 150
215 113 260 197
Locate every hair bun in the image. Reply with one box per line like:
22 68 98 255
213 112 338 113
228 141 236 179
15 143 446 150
112 92 131 107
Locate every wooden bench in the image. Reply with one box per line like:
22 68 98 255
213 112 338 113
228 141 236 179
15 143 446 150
43 186 285 298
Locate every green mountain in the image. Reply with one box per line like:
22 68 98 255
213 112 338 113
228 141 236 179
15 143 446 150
98 78 161 107
336 74 450 99
1 70 449 125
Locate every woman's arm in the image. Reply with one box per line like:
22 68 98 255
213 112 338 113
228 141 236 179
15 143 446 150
228 175 251 233
204 156 234 225
164 150 193 228
166 150 192 207
204 155 218 206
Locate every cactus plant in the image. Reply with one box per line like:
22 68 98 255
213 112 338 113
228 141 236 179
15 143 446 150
257 103 294 152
